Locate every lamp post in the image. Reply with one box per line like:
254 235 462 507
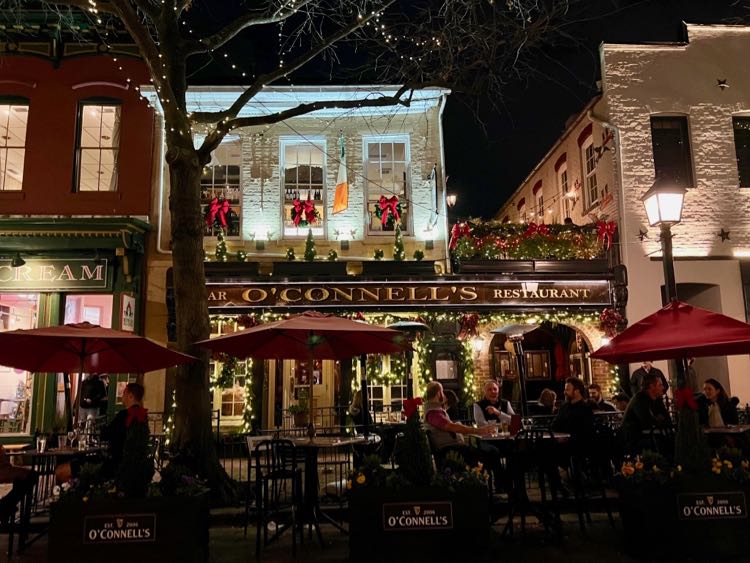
640 179 686 303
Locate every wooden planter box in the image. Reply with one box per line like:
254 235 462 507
349 486 489 561
618 477 750 559
49 495 209 563
272 261 348 277
361 260 435 277
453 260 534 274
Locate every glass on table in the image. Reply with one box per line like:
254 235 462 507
522 417 534 431
490 423 500 437
500 422 510 436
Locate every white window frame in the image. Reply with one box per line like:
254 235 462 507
519 205 527 224
198 135 243 239
280 136 327 239
75 101 121 192
0 102 28 191
558 163 571 219
582 137 599 209
536 193 544 221
363 134 411 236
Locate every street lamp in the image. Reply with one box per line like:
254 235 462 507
641 179 686 303
446 193 457 208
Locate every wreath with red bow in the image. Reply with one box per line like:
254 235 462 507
599 308 624 337
291 197 318 227
374 195 402 229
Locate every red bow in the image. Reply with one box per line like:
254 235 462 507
292 198 317 226
674 387 698 411
458 313 479 340
303 198 316 224
378 195 400 227
403 397 423 419
596 220 617 249
126 405 149 428
523 223 550 238
205 197 230 228
449 223 472 250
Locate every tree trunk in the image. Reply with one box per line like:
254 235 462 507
167 148 237 503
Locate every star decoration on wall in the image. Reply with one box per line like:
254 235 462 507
717 79 729 90
637 229 648 242
718 228 731 242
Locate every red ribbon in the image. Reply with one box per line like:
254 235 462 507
126 406 149 428
292 198 317 226
403 397 423 419
523 223 550 238
449 222 472 250
303 198 316 224
292 198 304 226
205 197 230 228
458 313 479 340
674 387 698 411
378 195 401 227
596 220 617 249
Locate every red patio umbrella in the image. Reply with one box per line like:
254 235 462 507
591 300 750 363
0 322 196 430
197 311 407 435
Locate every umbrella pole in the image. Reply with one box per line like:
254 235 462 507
307 353 315 439
511 338 529 418
359 354 370 437
63 373 73 433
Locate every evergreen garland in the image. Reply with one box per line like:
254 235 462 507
393 226 405 261
393 405 434 487
236 250 247 262
327 249 338 261
286 247 296 261
373 248 384 260
304 229 317 262
413 249 424 261
215 230 228 262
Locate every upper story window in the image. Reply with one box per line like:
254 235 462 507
281 139 325 238
557 163 570 219
76 101 121 192
733 116 750 188
0 101 29 191
582 138 599 209
364 136 410 234
650 115 694 188
201 138 241 237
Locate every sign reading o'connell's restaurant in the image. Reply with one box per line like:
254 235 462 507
0 259 111 291
206 280 611 310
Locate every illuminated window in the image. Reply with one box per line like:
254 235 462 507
0 102 28 191
582 138 599 208
281 139 325 238
200 138 242 237
558 164 571 219
364 136 410 234
650 115 694 188
733 116 750 188
76 102 121 192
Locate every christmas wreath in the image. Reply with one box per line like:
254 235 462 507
204 196 236 231
291 197 318 227
599 308 624 337
375 195 402 229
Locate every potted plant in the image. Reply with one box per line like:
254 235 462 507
288 398 309 428
348 398 489 561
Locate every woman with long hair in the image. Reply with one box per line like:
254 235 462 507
698 378 738 427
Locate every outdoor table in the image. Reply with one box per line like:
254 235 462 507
704 424 750 454
289 435 381 545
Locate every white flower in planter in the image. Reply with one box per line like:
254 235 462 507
152 470 162 484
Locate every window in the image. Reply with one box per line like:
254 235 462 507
558 164 571 219
200 139 241 237
582 138 599 208
364 137 409 233
76 102 121 192
733 117 750 188
281 140 325 237
366 355 408 422
519 205 527 223
537 194 544 221
0 102 28 191
650 116 694 188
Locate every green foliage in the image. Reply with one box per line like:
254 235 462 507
393 226 405 261
214 230 228 262
236 250 247 262
393 411 434 486
117 419 154 498
287 397 308 414
450 220 608 261
327 249 338 261
432 450 489 490
213 355 238 389
373 248 384 260
304 229 316 261
413 249 424 261
285 247 296 261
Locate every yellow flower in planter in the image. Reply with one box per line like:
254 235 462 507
635 461 644 471
742 460 749 470
83 496 89 502
356 473 366 485
346 480 352 490
676 465 682 472
724 461 733 470
652 465 661 473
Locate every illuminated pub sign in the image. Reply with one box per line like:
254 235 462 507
0 259 111 291
207 280 611 309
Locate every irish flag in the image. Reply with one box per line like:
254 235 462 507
333 135 348 214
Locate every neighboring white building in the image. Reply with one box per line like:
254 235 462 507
497 24 750 403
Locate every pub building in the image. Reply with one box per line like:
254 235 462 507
147 85 625 432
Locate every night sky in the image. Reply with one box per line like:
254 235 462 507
444 0 750 219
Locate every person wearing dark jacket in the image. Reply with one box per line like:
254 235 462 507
552 377 594 445
630 361 669 397
622 372 670 453
79 373 107 421
697 378 738 427
101 382 146 470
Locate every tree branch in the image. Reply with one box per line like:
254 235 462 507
191 1 394 124
131 0 160 21
46 0 118 15
185 0 317 54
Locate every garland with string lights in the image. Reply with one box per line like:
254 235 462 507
366 354 408 386
214 231 228 263
393 225 405 261
164 389 176 449
240 359 255 433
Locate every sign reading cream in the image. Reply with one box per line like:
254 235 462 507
382 501 453 531
206 280 611 309
0 259 111 291
83 514 156 544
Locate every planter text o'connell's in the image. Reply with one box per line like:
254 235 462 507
382 501 453 532
83 514 156 544
206 280 611 310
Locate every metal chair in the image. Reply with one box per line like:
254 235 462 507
249 439 303 558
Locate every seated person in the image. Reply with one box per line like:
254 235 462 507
527 388 557 416
588 383 616 412
552 377 594 445
612 393 630 412
349 390 373 429
473 380 514 426
424 382 504 488
697 378 738 427
444 389 460 421
621 372 670 453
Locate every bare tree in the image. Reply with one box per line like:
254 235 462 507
1 0 572 499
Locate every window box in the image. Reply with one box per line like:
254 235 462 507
349 486 489 561
48 495 209 563
453 260 534 274
361 260 435 276
272 261 348 277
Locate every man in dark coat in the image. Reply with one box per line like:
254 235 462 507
630 361 669 397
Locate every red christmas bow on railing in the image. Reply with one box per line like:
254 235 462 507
596 220 617 250
674 387 698 411
449 222 472 250
523 222 550 238
403 397 423 419
126 405 149 428
205 197 230 228
378 195 401 227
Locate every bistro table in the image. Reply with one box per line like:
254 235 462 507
289 434 381 545
704 424 750 454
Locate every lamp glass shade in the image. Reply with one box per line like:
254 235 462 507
641 181 686 226
446 194 457 208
